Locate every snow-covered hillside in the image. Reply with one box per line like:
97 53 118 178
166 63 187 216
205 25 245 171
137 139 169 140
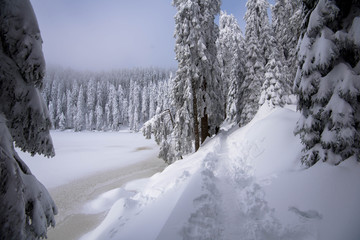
82 105 360 240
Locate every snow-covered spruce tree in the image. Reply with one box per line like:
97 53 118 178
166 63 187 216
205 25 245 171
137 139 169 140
173 0 223 153
259 33 289 108
272 0 302 87
143 109 176 164
55 81 65 129
128 79 142 131
95 102 104 130
70 84 80 128
95 81 105 130
74 85 86 131
56 92 65 128
104 101 111 130
111 85 120 130
141 87 150 124
149 82 158 118
143 76 177 163
0 0 57 238
48 101 56 128
217 11 246 123
49 80 59 128
107 83 117 130
87 78 97 130
66 89 74 129
118 85 127 126
239 0 271 126
59 112 66 130
295 0 360 167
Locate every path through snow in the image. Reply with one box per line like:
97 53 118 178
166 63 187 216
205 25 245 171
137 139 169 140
179 131 282 240
83 106 360 240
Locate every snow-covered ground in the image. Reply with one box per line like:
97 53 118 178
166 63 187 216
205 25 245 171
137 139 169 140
19 130 162 189
18 130 167 240
82 105 360 240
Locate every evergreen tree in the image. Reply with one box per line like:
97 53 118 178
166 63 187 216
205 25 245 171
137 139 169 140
0 0 57 238
118 85 127 126
105 102 111 130
141 87 150 124
109 84 120 130
48 101 56 128
61 93 67 126
149 82 158 118
42 72 52 105
71 84 80 127
143 109 176 164
87 78 97 130
217 11 246 123
295 0 360 167
66 89 74 129
143 75 177 163
133 81 142 131
56 85 64 129
240 0 271 126
272 0 302 92
259 34 289 108
95 102 104 130
128 79 135 130
51 80 59 128
128 80 142 131
173 0 222 153
96 81 105 130
259 51 286 108
74 86 86 131
59 112 66 130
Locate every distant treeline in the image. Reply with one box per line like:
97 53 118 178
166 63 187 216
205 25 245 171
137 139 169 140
42 67 174 131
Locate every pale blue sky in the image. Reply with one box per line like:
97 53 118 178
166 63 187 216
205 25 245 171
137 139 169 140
30 0 274 71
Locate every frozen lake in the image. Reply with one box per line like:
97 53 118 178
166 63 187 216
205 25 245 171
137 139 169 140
19 130 164 189
19 130 166 240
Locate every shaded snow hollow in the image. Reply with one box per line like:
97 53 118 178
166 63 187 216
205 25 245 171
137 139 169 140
82 105 360 240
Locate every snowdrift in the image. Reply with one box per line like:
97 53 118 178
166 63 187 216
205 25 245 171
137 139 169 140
82 105 360 240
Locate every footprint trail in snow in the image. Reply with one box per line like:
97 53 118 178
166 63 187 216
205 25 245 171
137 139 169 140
181 132 282 240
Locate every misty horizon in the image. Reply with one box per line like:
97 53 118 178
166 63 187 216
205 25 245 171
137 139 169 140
29 0 266 71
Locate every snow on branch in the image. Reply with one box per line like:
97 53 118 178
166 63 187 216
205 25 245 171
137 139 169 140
142 109 178 164
0 0 58 238
0 114 57 239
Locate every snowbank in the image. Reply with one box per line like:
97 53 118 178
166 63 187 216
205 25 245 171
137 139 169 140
82 105 360 240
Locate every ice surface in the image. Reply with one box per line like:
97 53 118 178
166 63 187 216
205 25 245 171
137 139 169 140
19 130 160 189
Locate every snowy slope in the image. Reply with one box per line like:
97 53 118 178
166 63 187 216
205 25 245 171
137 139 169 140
82 105 360 240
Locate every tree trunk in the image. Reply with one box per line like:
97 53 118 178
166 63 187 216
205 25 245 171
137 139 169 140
192 82 200 152
200 78 209 144
201 108 209 144
163 109 175 128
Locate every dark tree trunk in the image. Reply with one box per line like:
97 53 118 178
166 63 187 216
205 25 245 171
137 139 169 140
192 82 200 151
200 77 209 144
201 108 209 144
163 109 175 128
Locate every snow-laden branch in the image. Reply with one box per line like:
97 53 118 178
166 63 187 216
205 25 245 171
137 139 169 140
142 109 179 163
0 115 57 239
